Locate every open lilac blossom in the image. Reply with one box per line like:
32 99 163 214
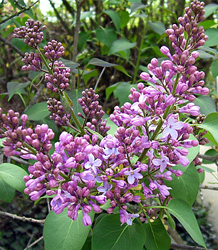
97 181 112 194
163 116 184 139
152 152 170 173
124 168 143 184
119 209 139 225
84 154 102 175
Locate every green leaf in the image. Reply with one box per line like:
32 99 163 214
0 178 15 202
88 58 117 67
205 131 218 147
130 3 147 14
198 165 215 174
82 69 98 85
0 163 27 192
108 39 136 56
119 10 130 29
165 210 175 230
60 59 80 70
24 102 50 121
211 60 218 78
197 49 217 60
44 209 94 250
165 163 200 206
106 118 118 136
202 149 218 164
114 65 131 77
204 3 218 18
106 82 120 100
198 46 218 56
148 21 166 35
7 81 30 101
78 32 90 51
92 214 146 250
88 58 130 77
113 82 137 106
199 20 216 30
96 27 117 48
198 169 205 184
198 112 218 144
144 217 171 250
104 10 120 31
167 199 206 248
205 28 218 47
194 96 216 116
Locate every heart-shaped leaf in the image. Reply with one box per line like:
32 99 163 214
144 217 171 250
44 209 94 250
0 163 27 192
92 214 145 250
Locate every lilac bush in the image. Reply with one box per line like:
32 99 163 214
0 1 212 248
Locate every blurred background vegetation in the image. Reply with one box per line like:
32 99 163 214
0 0 218 249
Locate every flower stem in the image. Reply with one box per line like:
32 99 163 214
138 73 181 162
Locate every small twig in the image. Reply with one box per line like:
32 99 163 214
198 153 218 162
62 0 75 17
0 211 45 224
0 35 25 57
170 243 209 250
14 0 26 9
94 67 105 91
47 198 51 213
24 236 43 250
48 0 72 36
8 156 29 166
0 0 39 25
168 226 184 245
200 185 218 191
25 232 35 249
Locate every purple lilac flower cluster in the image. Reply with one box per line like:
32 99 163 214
78 88 110 135
0 109 54 158
47 98 72 127
13 19 46 48
45 61 70 93
14 19 70 94
0 0 209 226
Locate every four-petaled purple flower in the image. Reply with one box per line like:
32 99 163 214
163 116 184 139
152 152 170 172
97 181 112 194
119 209 139 225
84 154 102 175
124 168 143 184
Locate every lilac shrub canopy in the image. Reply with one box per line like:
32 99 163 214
0 0 210 227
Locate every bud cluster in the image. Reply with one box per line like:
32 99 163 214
44 40 65 62
45 61 70 93
47 98 72 126
22 52 43 71
78 88 110 135
13 19 46 47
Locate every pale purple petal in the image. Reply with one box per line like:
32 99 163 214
172 121 184 129
128 174 135 184
169 129 178 139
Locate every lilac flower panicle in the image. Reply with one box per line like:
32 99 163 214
13 19 46 47
1 0 209 227
44 40 65 62
45 61 70 93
